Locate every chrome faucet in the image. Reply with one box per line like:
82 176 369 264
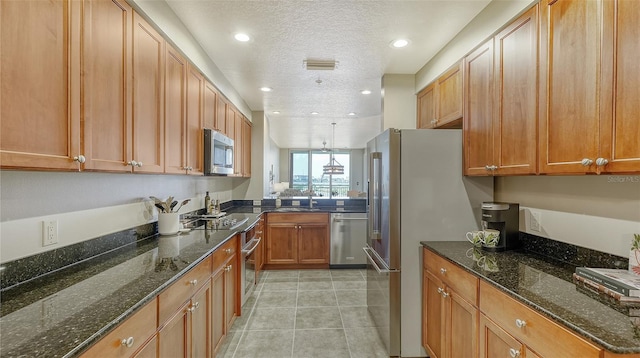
309 195 318 208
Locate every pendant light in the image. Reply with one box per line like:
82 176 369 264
323 122 344 175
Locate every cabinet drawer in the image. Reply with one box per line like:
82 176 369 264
158 257 212 324
424 248 478 304
267 212 328 224
81 299 157 358
212 236 238 270
479 281 601 358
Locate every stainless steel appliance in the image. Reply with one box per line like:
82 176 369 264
364 129 493 357
240 218 261 305
481 202 520 251
204 128 234 175
330 212 368 268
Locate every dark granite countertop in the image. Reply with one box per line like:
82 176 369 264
0 213 260 358
421 241 640 354
227 205 367 214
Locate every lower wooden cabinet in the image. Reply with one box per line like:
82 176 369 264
265 213 329 267
212 237 239 357
479 314 528 358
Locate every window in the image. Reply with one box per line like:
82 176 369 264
290 150 351 198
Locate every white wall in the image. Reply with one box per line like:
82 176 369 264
0 171 234 263
264 116 282 196
381 74 416 130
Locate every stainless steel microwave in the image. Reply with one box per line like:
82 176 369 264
204 128 234 175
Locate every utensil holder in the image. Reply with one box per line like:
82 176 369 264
158 213 180 235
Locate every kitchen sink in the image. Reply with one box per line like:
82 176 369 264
273 207 322 212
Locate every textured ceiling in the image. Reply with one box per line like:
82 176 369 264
165 0 491 149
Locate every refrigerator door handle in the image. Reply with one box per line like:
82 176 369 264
363 247 400 274
369 152 382 241
333 217 368 222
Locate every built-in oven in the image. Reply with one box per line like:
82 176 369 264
204 128 234 175
240 221 261 305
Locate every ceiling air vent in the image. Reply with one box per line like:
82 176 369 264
304 59 338 70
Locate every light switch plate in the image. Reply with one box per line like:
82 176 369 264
292 200 300 206
253 200 261 206
530 211 541 232
336 200 344 206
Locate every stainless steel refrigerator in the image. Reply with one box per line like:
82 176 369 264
363 129 493 357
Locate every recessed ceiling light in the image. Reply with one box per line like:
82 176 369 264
234 33 251 42
260 87 272 92
391 39 410 48
273 111 280 114
311 111 319 115
361 90 371 95
348 112 356 116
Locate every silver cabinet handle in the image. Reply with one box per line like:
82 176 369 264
121 337 134 348
509 348 521 357
135 161 143 167
515 318 527 328
73 155 86 163
189 279 198 286
581 158 593 166
596 158 609 166
440 268 447 275
437 287 449 298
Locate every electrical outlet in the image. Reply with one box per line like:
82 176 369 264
530 211 541 232
253 200 261 206
336 200 344 206
292 200 300 206
42 220 58 246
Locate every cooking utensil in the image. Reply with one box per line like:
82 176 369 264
169 201 178 212
154 203 166 213
173 199 191 213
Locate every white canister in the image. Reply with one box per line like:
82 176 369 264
158 212 180 235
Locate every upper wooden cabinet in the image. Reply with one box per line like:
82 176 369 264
242 118 252 177
233 110 243 177
599 0 640 173
216 95 229 136
164 44 188 175
185 64 204 175
132 12 165 174
465 6 538 176
204 81 217 131
81 0 133 172
417 62 463 129
0 0 81 170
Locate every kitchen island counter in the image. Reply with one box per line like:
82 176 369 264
421 241 640 354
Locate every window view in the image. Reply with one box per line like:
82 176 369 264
290 150 350 198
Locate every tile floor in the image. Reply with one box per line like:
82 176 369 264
218 269 388 358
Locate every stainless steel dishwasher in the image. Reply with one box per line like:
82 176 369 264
330 212 368 268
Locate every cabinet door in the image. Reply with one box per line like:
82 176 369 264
417 83 436 129
298 223 329 264
436 62 463 127
82 0 132 172
216 96 228 135
204 82 217 131
242 119 252 177
226 106 235 139
423 272 444 358
164 44 187 174
132 12 164 174
233 111 243 176
186 64 204 175
539 0 601 174
266 223 299 264
158 301 190 358
0 0 81 170
225 255 238 329
464 39 494 176
447 292 478 358
600 0 640 173
479 314 524 358
493 5 538 175
133 336 157 358
191 281 211 358
211 268 226 355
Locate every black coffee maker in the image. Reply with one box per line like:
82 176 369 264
481 202 519 251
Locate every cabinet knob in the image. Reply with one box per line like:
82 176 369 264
485 165 491 171
225 248 232 254
515 318 527 328
226 265 232 272
509 348 521 358
490 165 498 171
73 155 86 163
581 158 593 166
440 268 447 275
595 158 609 166
121 337 134 348
189 301 200 312
135 161 143 168
189 279 198 286
436 287 449 298
127 160 138 167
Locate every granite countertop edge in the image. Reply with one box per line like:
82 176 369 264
421 241 640 355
